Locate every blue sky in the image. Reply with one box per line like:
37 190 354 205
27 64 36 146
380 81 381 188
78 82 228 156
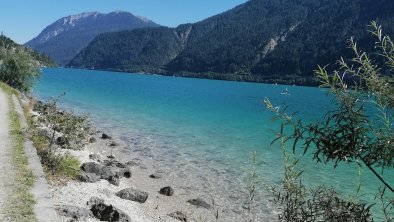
0 0 247 44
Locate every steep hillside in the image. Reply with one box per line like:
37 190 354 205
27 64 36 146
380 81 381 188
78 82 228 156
68 0 394 85
25 11 159 65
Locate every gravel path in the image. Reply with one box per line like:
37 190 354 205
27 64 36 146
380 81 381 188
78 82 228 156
0 87 12 220
12 95 59 221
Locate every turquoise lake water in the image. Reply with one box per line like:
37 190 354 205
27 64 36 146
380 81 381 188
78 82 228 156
33 68 393 220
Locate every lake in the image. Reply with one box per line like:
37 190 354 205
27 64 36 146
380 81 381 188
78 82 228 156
33 68 393 220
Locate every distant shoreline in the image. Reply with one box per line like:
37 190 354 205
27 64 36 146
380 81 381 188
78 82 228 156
65 66 320 87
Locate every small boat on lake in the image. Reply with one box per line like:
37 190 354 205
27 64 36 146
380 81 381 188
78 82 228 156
281 88 290 95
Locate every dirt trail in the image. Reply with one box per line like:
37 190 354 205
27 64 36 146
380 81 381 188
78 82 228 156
0 87 12 220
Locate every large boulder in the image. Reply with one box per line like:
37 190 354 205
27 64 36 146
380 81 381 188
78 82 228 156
108 175 120 186
78 172 101 183
87 197 131 222
101 160 132 180
80 160 132 185
116 188 148 203
80 162 103 175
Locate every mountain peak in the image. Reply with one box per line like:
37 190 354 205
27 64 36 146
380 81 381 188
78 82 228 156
111 10 126 14
25 11 160 65
62 12 99 26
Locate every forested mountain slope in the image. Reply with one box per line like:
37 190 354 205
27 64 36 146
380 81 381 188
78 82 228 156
68 0 394 85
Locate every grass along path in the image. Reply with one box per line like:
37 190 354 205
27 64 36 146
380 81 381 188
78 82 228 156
0 82 35 221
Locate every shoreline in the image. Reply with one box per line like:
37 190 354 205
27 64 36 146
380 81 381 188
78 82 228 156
52 129 219 222
64 66 320 87
27 96 262 221
49 121 278 222
27 98 273 222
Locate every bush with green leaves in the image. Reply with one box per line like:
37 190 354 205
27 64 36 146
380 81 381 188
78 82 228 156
34 95 91 150
0 46 40 92
29 96 90 180
265 21 394 221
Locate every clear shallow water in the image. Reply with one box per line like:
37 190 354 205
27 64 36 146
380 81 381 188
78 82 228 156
33 68 393 220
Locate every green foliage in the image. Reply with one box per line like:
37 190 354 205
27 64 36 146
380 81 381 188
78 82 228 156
0 34 54 92
265 22 394 221
69 27 183 70
271 147 373 221
29 97 90 180
0 47 40 92
36 144 79 179
68 0 394 85
33 95 91 150
0 35 55 67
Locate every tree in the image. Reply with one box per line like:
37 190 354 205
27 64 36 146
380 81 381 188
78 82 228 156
0 46 40 92
265 21 394 221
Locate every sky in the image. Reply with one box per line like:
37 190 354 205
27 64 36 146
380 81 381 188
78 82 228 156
0 0 247 44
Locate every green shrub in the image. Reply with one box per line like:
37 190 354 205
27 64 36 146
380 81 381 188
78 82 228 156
28 97 90 181
34 96 91 150
0 47 40 92
265 21 394 221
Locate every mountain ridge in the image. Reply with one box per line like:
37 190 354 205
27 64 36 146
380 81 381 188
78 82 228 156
25 11 159 65
68 0 394 85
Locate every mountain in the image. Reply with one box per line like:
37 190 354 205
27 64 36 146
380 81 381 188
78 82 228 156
68 0 394 85
1 35 54 66
25 11 159 65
